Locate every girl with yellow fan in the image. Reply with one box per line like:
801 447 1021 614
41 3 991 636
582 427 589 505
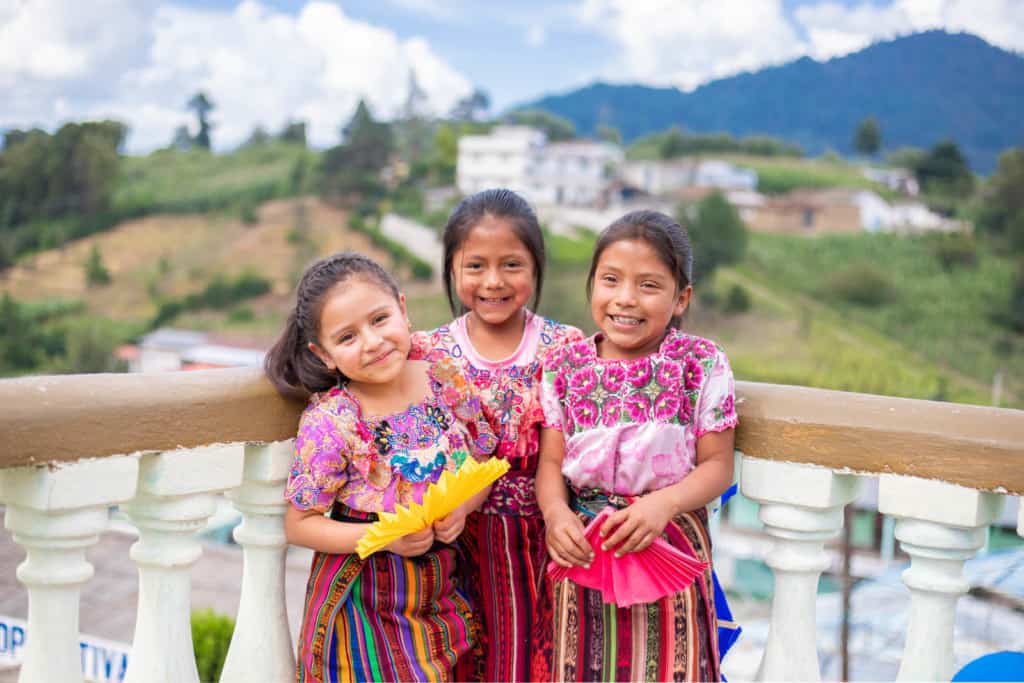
265 252 499 683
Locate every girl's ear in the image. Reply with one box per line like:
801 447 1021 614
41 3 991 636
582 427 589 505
307 341 334 370
674 284 693 317
398 293 411 328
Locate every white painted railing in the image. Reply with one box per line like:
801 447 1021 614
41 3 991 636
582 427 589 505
0 369 1021 682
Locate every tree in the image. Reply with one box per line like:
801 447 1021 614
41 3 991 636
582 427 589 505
243 125 270 147
679 191 748 286
171 125 193 151
915 139 974 198
449 89 491 122
854 116 881 157
187 92 215 150
321 100 394 203
84 244 111 286
504 109 575 141
278 120 307 147
658 127 687 159
977 148 1024 252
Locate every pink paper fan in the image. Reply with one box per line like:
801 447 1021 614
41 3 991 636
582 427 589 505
548 507 709 607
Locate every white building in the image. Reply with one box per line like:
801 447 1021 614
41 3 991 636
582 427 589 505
456 126 622 207
863 166 920 196
621 159 758 195
121 328 266 372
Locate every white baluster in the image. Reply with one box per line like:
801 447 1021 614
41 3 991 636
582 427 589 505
0 456 138 683
879 475 1003 682
740 456 860 682
122 445 245 683
220 441 295 683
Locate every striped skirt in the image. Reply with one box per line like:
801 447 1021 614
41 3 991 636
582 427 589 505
295 508 475 682
542 492 721 682
461 474 550 682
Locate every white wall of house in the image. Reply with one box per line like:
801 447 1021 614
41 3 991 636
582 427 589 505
694 160 758 191
456 126 545 198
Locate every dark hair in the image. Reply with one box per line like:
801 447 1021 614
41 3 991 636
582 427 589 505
264 251 400 399
586 210 694 329
442 188 545 315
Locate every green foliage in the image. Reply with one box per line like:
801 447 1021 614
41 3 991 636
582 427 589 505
0 120 126 228
976 148 1024 252
238 197 259 225
187 92 215 150
227 305 255 323
854 116 882 157
628 129 802 160
191 609 234 683
85 244 112 287
723 284 752 314
151 272 272 327
278 120 307 147
320 100 393 204
1011 262 1024 333
926 232 977 271
825 263 898 307
741 232 1020 401
546 229 597 266
681 191 748 285
0 294 132 376
448 89 491 122
503 109 576 141
915 140 974 199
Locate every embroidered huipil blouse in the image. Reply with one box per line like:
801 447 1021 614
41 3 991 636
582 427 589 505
284 357 498 514
540 329 738 495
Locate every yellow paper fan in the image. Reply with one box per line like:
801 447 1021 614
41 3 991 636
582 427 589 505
355 457 510 559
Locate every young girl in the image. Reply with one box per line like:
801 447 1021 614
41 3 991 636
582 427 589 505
266 252 498 683
409 189 583 682
535 210 739 682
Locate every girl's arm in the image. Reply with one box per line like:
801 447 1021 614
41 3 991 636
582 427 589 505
600 428 735 556
536 427 593 568
285 506 437 557
433 484 492 543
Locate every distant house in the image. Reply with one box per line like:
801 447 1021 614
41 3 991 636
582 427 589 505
862 166 920 196
117 328 266 373
744 189 964 235
621 159 758 195
456 126 622 207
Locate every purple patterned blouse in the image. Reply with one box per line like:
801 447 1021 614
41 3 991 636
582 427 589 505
284 357 498 514
540 329 738 496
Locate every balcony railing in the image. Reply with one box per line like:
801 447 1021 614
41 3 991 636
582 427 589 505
1 369 1022 682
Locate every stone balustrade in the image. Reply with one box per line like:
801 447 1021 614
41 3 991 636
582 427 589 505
0 368 1022 682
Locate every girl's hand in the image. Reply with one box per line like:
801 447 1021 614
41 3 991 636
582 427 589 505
544 504 594 568
384 527 435 557
433 504 470 544
600 492 674 557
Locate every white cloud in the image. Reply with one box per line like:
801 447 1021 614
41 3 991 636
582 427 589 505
796 0 1024 59
1 0 473 152
577 0 806 90
576 0 1024 91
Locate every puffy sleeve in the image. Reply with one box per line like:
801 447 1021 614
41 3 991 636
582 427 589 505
539 346 569 432
284 403 351 512
695 345 739 438
408 330 433 361
431 356 498 460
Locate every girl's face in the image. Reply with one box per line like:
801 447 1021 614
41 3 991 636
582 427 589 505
590 238 691 360
309 278 411 389
451 214 536 328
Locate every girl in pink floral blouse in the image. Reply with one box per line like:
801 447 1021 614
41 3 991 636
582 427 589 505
535 211 739 682
265 252 497 682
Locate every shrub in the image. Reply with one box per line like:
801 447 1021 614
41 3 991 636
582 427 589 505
825 263 897 307
191 609 234 683
926 232 977 271
84 245 112 287
723 284 752 314
238 198 259 225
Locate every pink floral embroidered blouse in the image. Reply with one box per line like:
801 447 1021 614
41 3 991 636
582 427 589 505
284 357 498 514
540 329 738 496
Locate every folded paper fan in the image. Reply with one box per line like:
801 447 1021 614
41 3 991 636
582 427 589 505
355 457 510 559
548 506 709 607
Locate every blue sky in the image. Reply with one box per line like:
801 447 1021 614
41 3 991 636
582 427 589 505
2 0 1022 152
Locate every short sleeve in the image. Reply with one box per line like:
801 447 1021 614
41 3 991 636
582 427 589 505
695 346 739 438
407 330 431 361
284 406 350 512
539 351 568 432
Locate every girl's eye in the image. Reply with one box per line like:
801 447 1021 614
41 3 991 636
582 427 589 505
465 262 482 270
642 281 659 289
374 313 389 324
339 334 354 344
602 274 617 283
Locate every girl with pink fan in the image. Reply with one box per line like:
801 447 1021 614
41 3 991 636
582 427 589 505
535 210 739 682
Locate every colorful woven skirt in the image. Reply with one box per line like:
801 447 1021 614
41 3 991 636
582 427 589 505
295 508 474 682
542 491 721 682
460 473 550 682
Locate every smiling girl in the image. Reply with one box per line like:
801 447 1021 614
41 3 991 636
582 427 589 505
535 210 739 682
